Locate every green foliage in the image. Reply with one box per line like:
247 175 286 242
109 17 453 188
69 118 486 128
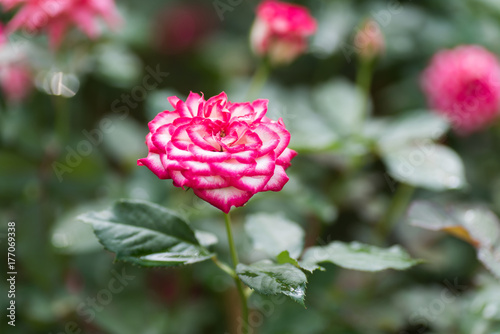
4 0 500 333
301 241 422 272
237 261 308 306
79 200 215 266
245 213 305 259
408 201 500 278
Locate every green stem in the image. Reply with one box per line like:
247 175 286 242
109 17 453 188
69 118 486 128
246 61 269 101
53 96 69 143
356 57 373 127
224 212 250 334
376 183 415 244
211 256 236 278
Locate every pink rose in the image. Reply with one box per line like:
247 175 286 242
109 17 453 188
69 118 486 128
0 64 32 103
0 0 121 48
0 23 32 103
250 0 317 65
421 45 500 134
138 92 297 213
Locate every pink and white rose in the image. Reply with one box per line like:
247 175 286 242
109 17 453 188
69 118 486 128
421 45 500 134
138 92 297 213
250 0 317 65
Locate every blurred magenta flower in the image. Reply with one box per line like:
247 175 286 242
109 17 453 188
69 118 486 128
0 0 121 48
250 0 317 65
0 64 32 103
421 45 500 134
153 3 218 56
138 92 297 213
0 23 32 103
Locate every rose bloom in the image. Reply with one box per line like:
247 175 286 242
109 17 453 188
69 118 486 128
421 45 500 134
0 64 32 103
138 92 297 213
250 0 317 65
0 0 121 47
0 23 32 103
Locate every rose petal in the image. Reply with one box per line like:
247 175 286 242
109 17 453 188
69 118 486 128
170 170 191 188
188 144 231 162
145 133 160 153
148 111 179 132
232 150 258 163
250 124 280 155
166 141 194 161
160 154 183 171
261 120 291 156
180 160 212 175
276 148 297 169
170 124 195 150
224 130 262 153
228 102 254 120
263 165 289 191
204 92 230 121
137 152 169 179
194 187 254 213
248 152 275 176
168 95 181 108
187 124 221 151
210 159 256 177
152 124 174 151
231 174 272 192
251 99 268 123
185 174 230 189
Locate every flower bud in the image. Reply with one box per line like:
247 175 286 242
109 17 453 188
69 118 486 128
354 19 385 60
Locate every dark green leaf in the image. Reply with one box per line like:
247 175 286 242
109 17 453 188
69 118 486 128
79 199 213 267
237 261 307 306
276 250 300 267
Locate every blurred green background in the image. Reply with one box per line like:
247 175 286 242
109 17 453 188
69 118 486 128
1 0 500 333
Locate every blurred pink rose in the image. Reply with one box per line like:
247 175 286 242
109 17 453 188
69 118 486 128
250 0 317 65
421 45 500 134
0 23 6 44
0 64 32 103
138 92 297 213
0 23 32 103
153 3 218 55
0 0 121 48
